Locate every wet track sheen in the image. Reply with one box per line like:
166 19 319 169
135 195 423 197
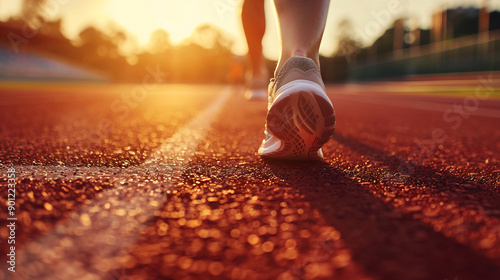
0 81 499 280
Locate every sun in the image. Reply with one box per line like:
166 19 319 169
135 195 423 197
106 0 203 46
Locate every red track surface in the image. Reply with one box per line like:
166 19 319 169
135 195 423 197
0 80 499 280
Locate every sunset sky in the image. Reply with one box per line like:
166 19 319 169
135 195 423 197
0 0 499 58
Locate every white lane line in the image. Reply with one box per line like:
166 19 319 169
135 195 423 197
14 87 232 280
11 86 232 180
332 94 500 119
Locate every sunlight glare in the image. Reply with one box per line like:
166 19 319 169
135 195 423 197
106 0 202 45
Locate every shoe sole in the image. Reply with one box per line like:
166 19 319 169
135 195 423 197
261 80 336 160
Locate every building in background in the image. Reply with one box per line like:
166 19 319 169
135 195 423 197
341 5 500 81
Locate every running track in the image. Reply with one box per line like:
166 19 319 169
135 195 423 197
0 79 499 280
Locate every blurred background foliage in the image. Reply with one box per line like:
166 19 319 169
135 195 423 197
0 0 499 82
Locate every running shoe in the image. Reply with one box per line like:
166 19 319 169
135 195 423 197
244 76 267 100
258 56 336 160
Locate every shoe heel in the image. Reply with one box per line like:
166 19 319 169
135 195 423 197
266 81 335 160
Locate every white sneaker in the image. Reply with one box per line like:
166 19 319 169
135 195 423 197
244 88 267 100
258 56 335 160
244 76 268 100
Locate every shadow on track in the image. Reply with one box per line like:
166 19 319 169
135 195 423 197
333 133 500 218
264 159 500 280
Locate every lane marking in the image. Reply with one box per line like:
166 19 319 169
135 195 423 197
12 86 232 280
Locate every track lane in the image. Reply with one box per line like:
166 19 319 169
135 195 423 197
0 81 499 280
